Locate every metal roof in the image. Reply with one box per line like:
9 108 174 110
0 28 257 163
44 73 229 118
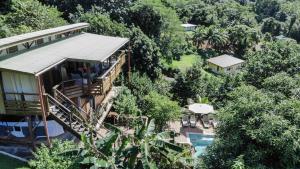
181 23 197 28
207 54 245 68
0 33 129 75
0 23 89 50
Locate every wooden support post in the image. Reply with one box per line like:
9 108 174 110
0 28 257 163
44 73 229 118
36 75 51 146
127 43 131 84
86 63 91 92
26 116 35 149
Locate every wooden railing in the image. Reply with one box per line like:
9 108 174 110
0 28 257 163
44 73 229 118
52 79 84 99
44 93 86 128
4 92 42 115
52 87 88 121
90 52 126 95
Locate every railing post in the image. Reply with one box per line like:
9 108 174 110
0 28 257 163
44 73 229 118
70 108 73 128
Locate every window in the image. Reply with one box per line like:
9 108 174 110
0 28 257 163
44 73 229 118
36 39 44 46
14 126 21 132
55 34 62 39
7 46 18 54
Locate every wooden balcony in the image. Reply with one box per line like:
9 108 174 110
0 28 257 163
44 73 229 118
3 93 42 115
90 52 126 95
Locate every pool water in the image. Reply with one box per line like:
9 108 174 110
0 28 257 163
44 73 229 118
188 133 214 157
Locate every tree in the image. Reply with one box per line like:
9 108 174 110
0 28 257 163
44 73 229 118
2 0 66 36
227 25 260 57
130 27 162 79
244 40 300 86
129 0 186 62
29 140 80 169
206 26 229 52
114 87 139 116
143 91 181 131
71 6 130 37
255 0 281 20
40 0 132 22
172 60 206 105
262 72 298 99
261 17 286 36
203 85 300 168
193 27 208 49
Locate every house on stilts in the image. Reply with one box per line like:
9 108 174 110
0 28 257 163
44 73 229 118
0 23 130 146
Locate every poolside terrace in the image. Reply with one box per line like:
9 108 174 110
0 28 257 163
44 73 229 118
168 120 215 145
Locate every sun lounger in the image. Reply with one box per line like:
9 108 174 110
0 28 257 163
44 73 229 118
201 115 210 128
181 115 189 127
209 119 218 128
190 115 196 127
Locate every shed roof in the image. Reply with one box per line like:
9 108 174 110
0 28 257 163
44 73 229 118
181 23 197 28
0 33 129 75
207 54 244 68
0 23 89 50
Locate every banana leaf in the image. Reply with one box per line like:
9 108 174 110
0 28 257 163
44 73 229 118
151 140 183 152
95 131 119 155
141 141 158 169
146 119 155 136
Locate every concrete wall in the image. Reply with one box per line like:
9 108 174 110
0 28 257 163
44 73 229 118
208 62 243 74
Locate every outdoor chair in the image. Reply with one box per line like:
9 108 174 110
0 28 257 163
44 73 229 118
190 115 196 127
201 115 210 128
181 115 189 127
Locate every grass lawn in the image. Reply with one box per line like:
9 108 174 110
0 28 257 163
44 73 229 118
169 54 200 72
0 154 29 169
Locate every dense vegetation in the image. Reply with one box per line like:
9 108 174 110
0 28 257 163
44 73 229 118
1 0 300 168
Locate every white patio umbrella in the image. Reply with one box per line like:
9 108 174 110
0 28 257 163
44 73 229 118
188 103 214 115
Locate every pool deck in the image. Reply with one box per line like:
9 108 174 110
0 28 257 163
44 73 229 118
167 120 215 145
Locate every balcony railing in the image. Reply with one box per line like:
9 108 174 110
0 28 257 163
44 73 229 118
90 52 126 95
4 92 42 115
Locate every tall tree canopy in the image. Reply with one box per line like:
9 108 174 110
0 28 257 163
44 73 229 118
0 0 66 37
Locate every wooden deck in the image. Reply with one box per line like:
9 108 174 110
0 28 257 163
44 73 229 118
90 52 126 95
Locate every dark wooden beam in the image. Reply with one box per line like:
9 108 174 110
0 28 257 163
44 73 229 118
36 75 51 146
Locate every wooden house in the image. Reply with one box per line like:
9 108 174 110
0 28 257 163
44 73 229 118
0 23 130 145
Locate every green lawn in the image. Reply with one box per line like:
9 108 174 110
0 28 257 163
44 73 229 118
169 54 199 72
0 154 29 169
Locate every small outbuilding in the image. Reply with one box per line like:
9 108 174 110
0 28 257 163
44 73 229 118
181 23 197 31
207 54 245 74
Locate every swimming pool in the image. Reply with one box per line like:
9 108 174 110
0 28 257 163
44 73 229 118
188 133 214 157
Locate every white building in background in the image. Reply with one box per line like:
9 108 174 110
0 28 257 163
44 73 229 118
181 23 197 31
207 54 245 74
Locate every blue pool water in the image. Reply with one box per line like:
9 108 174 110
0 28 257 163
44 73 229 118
188 133 214 157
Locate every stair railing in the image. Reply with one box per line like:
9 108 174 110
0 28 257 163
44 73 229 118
52 88 88 122
45 93 86 129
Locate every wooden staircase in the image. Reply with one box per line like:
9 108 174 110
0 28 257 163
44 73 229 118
45 92 101 141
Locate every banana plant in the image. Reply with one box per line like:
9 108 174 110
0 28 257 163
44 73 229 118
58 119 193 169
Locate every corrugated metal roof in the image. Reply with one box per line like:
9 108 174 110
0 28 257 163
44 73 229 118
0 23 89 50
181 23 197 28
0 33 129 74
207 54 245 68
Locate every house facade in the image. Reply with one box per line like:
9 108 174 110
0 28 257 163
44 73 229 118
207 55 245 74
0 23 130 146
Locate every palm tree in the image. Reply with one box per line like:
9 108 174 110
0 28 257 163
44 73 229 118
193 27 208 49
206 27 229 52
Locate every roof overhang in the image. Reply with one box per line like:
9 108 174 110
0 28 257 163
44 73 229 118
0 23 89 51
0 33 129 75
